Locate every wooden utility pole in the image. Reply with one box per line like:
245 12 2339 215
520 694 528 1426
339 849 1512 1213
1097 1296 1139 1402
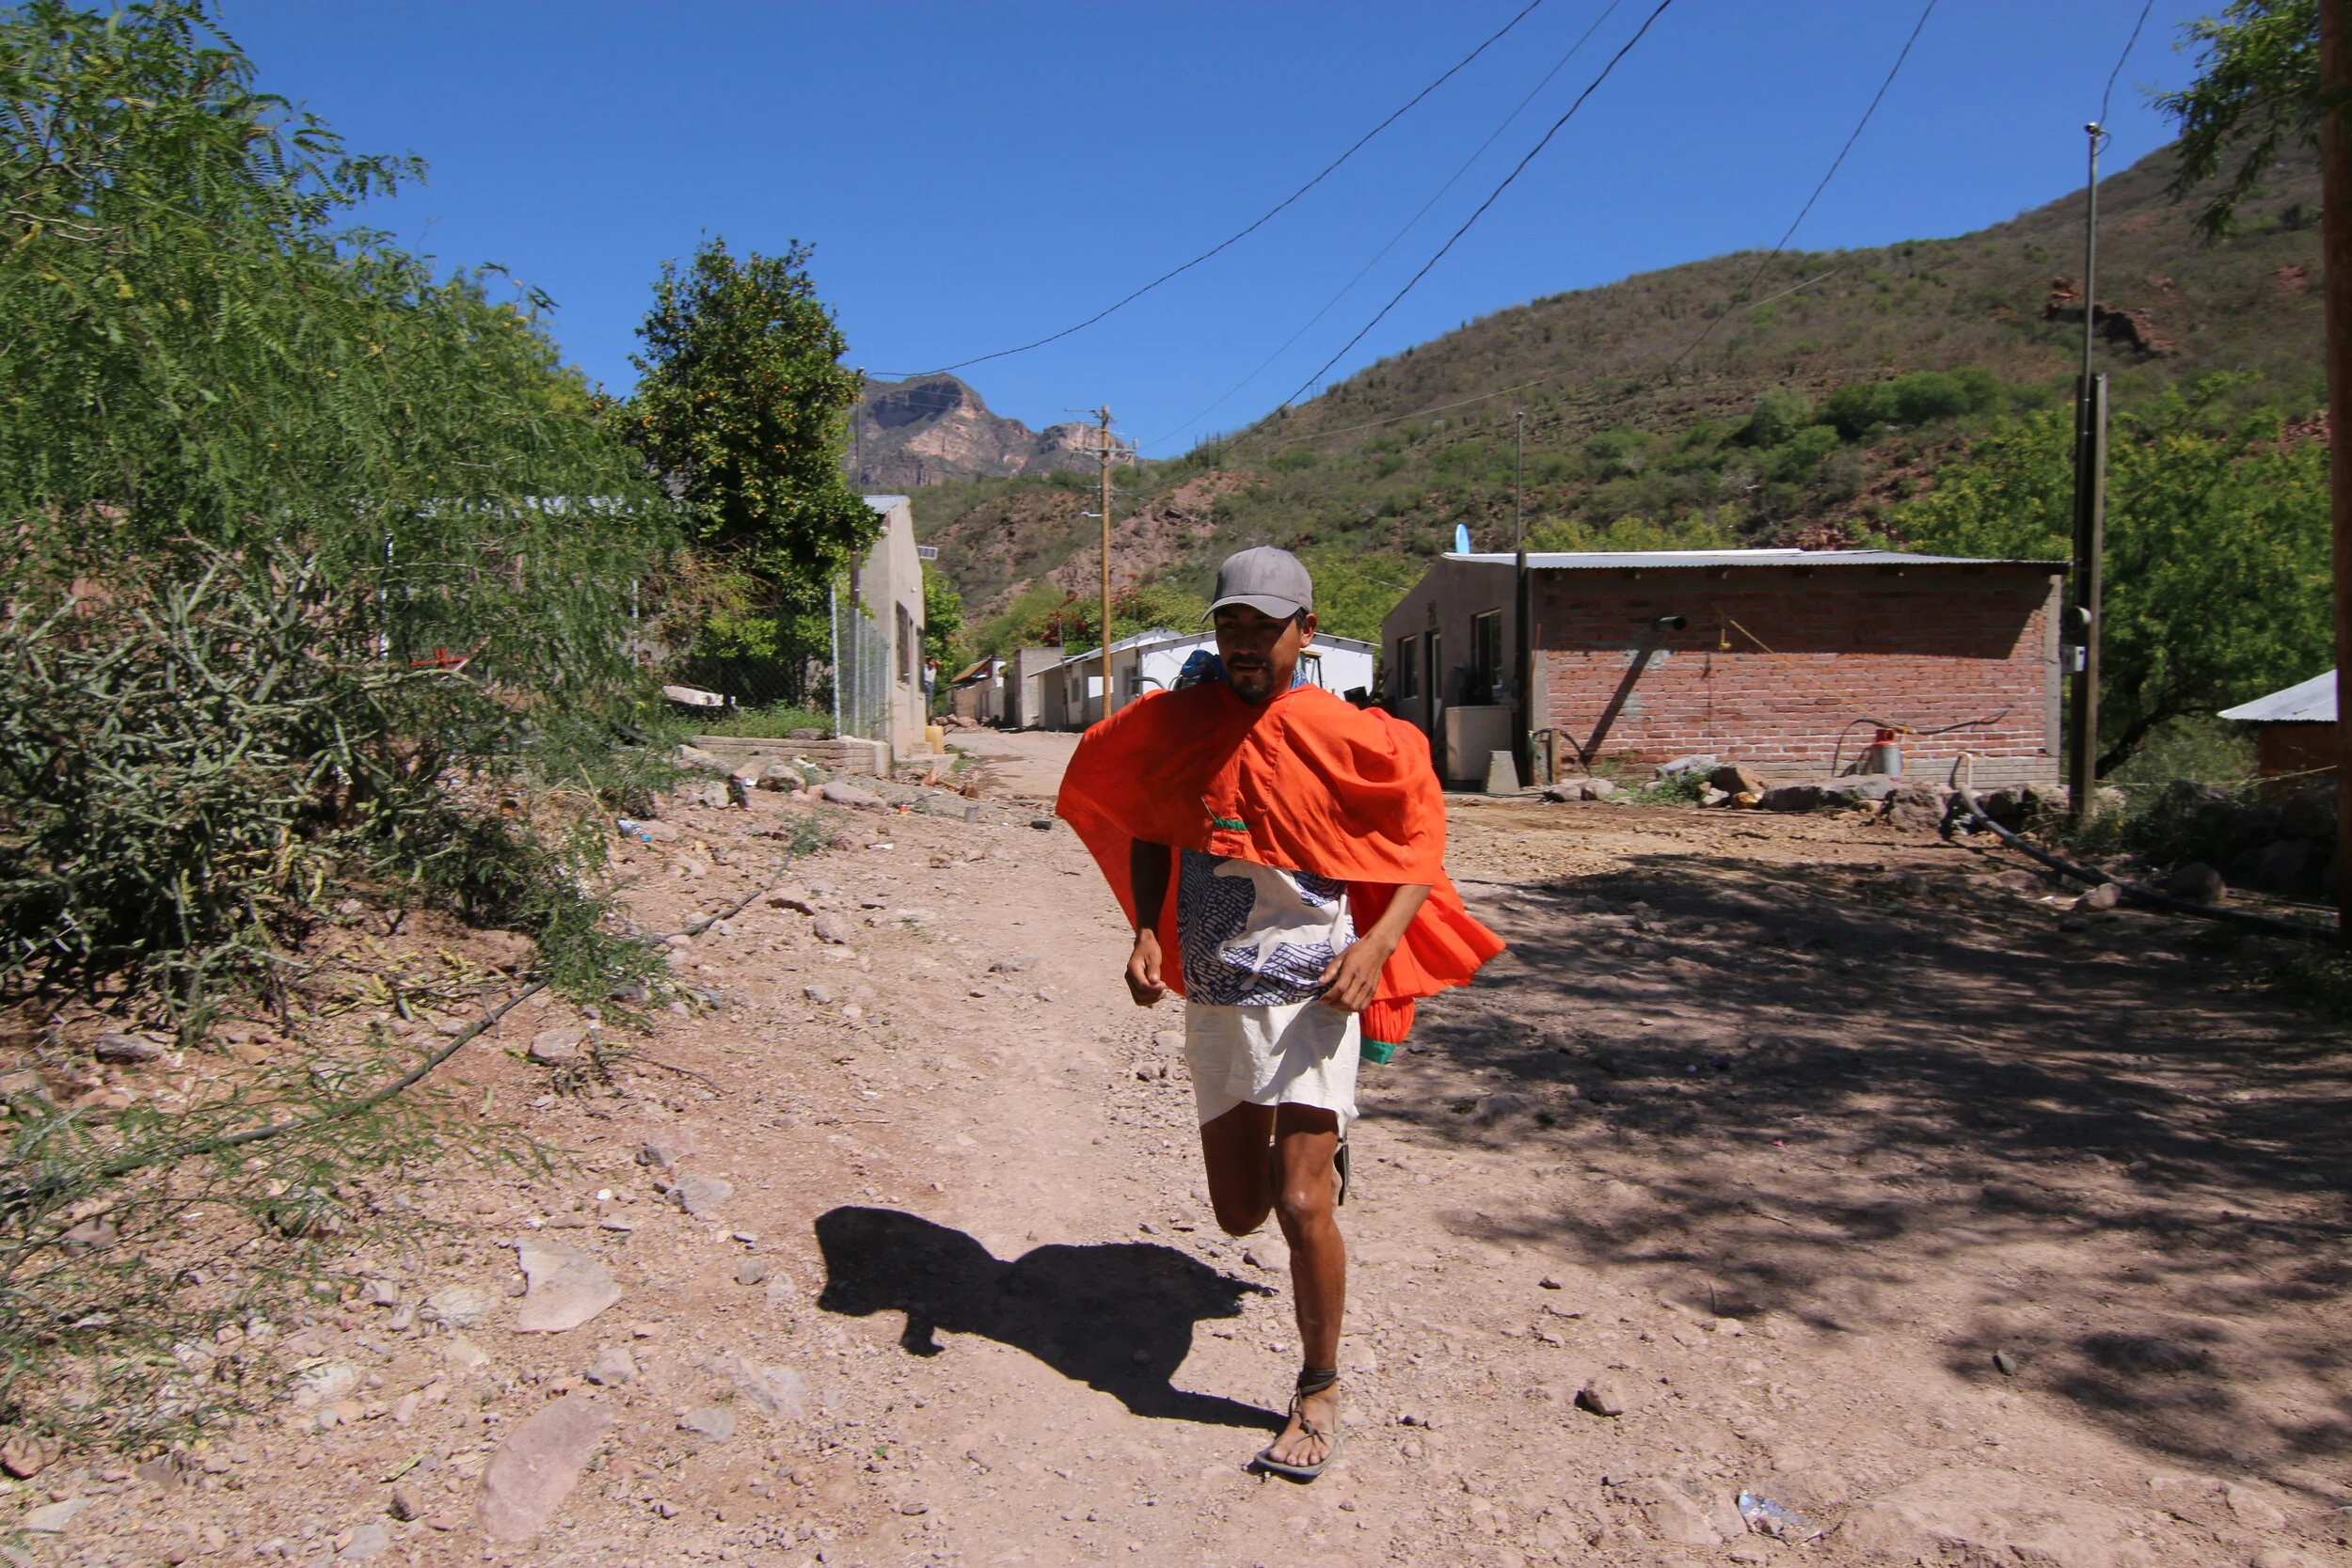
2065 122 2109 825
1096 404 1117 722
2324 0 2352 936
1513 410 1532 785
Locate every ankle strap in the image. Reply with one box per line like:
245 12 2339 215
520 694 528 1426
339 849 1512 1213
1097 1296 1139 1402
1295 1366 1339 1397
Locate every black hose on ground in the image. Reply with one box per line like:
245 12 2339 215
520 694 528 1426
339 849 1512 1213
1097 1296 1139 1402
1945 778 2341 948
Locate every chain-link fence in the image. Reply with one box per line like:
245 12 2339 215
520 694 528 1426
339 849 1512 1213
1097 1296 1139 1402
830 590 892 741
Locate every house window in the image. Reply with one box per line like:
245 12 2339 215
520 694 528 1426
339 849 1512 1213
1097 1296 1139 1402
1468 610 1502 705
1395 636 1420 700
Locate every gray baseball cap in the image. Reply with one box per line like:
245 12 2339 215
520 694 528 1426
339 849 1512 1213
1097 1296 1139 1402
1205 546 1313 621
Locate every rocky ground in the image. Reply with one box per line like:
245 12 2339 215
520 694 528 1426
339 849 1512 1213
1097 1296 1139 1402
13 733 2352 1568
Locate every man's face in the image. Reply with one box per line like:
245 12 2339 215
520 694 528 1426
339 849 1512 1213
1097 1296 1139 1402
1214 605 1315 705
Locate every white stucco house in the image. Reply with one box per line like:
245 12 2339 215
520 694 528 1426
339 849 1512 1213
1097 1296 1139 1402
1039 627 1377 731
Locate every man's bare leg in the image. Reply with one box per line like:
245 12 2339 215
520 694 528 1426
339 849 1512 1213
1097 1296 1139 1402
1200 1102 1344 1469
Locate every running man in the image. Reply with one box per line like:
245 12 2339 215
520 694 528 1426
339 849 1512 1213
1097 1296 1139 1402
1057 546 1502 1479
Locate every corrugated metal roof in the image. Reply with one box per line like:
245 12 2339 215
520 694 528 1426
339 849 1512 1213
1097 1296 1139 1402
862 494 910 512
1441 548 2065 570
2219 670 2337 724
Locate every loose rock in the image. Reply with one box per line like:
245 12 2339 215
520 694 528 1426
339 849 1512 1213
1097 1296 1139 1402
512 1238 622 1333
1843 1465 2148 1568
637 1131 697 1168
340 1521 390 1560
477 1392 613 1542
584 1346 637 1386
735 1258 770 1287
811 913 853 945
424 1283 492 1329
1576 1373 1635 1417
528 1028 585 1064
94 1032 165 1064
677 1405 737 1440
670 1176 735 1217
819 781 887 810
2158 862 2226 904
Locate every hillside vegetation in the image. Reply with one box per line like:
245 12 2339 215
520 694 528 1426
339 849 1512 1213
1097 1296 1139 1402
915 141 2323 649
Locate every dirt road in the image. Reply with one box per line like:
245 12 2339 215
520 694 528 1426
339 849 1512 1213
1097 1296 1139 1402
53 733 2352 1568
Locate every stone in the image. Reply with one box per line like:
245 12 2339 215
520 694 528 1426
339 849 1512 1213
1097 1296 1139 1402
477 1392 613 1542
1759 783 1825 813
2232 838 2314 895
0 1434 58 1479
763 1276 799 1308
670 1176 734 1217
802 984 833 1005
766 885 818 914
818 781 887 810
987 953 1038 974
1847 775 1898 801
1658 754 1719 778
21 1497 86 1532
1699 786 1730 807
2280 786 2336 841
1581 777 1617 800
2253 1551 2321 1568
389 1485 426 1522
1842 1465 2152 1568
424 1283 492 1329
735 1258 770 1287
636 1131 697 1168
2225 1483 2289 1530
1576 1373 1635 1417
676 745 732 776
1153 1031 1184 1053
512 1238 622 1333
755 761 803 791
442 1336 490 1372
584 1347 636 1387
528 1028 585 1064
93 1032 165 1064
735 1363 810 1420
2158 863 2226 904
1623 1481 1719 1547
2074 882 2122 912
811 913 853 945
1708 764 1767 796
677 1405 737 1440
340 1521 390 1560
293 1361 362 1407
1882 779 1949 833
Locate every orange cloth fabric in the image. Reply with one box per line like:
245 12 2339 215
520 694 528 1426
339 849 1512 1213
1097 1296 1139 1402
1054 680 1503 1039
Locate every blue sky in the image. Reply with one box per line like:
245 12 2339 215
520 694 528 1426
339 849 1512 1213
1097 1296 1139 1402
230 1 2212 456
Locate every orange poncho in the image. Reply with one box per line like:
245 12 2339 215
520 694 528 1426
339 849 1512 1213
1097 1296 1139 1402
1054 680 1503 1053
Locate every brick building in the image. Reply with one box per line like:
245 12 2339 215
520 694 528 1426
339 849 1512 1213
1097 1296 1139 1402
1379 548 2065 787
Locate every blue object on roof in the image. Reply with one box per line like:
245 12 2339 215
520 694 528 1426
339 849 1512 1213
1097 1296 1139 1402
1454 524 1472 554
2219 670 2337 724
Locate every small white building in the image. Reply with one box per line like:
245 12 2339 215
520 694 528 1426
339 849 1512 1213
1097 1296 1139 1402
1039 626 1377 731
850 495 929 760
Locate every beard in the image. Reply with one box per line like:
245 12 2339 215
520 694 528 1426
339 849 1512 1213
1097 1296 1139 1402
1223 661 1278 703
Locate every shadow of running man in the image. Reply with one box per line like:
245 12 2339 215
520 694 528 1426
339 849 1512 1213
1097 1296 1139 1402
815 1206 1279 1432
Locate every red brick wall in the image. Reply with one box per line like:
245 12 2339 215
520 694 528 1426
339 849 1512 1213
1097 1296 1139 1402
1535 565 2059 779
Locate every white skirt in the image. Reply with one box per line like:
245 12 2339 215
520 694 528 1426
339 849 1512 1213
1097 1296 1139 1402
1184 998 1359 1131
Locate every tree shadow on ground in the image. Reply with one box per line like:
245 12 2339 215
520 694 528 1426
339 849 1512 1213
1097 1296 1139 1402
815 1206 1278 1431
1386 849 2352 1486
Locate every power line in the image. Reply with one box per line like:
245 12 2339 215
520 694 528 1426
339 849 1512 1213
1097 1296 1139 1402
866 0 1552 381
1667 0 1936 372
1143 0 1630 454
1279 0 1676 408
2099 0 2156 129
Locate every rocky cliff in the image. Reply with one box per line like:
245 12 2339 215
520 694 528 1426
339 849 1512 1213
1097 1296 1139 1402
849 374 1133 489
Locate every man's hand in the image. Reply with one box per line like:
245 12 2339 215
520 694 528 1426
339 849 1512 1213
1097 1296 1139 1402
1315 934 1396 1015
1125 927 1170 1006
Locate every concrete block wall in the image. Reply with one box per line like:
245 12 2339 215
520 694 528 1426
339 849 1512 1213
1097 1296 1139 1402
1536 565 2061 784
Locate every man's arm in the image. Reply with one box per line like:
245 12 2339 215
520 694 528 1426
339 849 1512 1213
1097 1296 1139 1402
1315 883 1431 1015
1125 840 1173 1006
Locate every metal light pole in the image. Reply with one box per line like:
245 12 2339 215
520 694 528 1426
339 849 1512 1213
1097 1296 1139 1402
2065 122 2109 825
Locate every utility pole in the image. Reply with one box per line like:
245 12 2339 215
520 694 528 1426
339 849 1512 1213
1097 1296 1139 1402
2065 122 2109 826
1096 404 1117 723
2324 0 2352 936
1513 411 1533 784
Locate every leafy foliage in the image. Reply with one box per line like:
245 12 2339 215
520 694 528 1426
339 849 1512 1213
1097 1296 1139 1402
921 562 965 669
624 238 875 608
1897 385 2330 770
2155 0 2323 239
